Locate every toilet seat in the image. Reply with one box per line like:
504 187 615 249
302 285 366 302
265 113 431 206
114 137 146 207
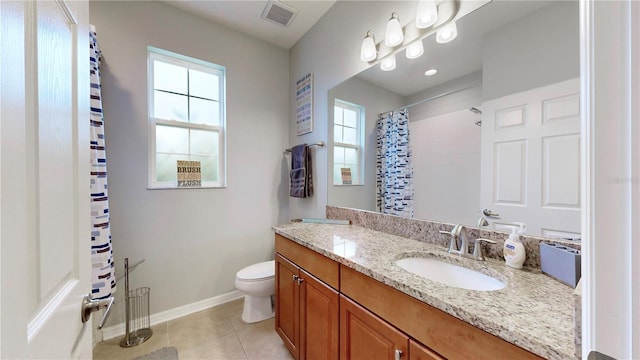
236 260 275 282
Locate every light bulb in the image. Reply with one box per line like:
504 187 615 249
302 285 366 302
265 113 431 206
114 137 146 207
384 13 404 47
424 69 438 76
436 21 457 44
380 55 396 71
406 41 424 59
415 0 438 29
360 31 377 62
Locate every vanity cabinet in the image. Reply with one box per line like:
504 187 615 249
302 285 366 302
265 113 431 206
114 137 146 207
340 265 543 360
409 340 445 360
275 234 543 360
275 235 340 360
341 295 444 360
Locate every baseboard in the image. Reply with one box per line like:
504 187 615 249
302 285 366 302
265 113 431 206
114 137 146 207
101 290 243 341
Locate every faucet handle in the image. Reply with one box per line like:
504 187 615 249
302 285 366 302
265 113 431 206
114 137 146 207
439 229 458 253
472 238 497 261
440 225 467 255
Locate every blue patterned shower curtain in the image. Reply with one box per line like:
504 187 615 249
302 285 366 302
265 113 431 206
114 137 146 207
90 27 116 299
376 109 415 217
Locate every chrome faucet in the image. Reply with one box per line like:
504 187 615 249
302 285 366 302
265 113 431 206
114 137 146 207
439 224 468 256
439 224 496 261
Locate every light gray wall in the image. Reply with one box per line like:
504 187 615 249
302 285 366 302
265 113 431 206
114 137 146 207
328 77 405 211
407 73 482 226
89 1 290 325
410 109 481 225
407 71 483 120
289 1 403 219
482 0 579 101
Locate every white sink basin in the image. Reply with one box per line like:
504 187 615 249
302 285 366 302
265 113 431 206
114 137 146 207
395 257 505 291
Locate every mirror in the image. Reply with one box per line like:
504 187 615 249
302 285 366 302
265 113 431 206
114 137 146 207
327 0 580 237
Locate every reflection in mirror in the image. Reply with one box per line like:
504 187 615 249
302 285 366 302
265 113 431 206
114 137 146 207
327 0 580 238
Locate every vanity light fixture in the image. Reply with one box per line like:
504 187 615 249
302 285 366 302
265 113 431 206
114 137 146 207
424 68 438 76
359 0 466 71
406 41 424 59
415 0 438 29
360 30 377 62
384 13 404 47
380 54 397 71
436 21 458 43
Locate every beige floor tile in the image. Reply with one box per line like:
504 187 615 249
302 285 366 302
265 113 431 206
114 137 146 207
229 312 249 331
212 298 244 319
178 332 247 360
93 324 169 360
167 309 235 352
236 318 293 360
93 299 289 360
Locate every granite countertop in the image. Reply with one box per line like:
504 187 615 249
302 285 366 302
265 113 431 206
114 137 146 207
273 222 575 360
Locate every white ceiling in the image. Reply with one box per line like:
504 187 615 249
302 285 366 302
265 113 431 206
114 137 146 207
162 0 336 49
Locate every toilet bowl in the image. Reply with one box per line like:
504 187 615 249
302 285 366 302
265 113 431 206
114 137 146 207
235 260 275 323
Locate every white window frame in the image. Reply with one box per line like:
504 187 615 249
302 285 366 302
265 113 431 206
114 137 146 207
333 99 365 186
147 47 226 189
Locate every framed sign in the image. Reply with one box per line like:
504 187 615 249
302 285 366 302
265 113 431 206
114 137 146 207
177 160 201 188
296 72 313 135
341 167 352 185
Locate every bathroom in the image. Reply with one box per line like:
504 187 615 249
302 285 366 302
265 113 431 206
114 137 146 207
0 0 637 359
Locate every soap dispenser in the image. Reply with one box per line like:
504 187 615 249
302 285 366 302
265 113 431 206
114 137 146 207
504 222 526 269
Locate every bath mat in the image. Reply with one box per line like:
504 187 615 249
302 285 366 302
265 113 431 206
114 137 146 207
132 346 178 360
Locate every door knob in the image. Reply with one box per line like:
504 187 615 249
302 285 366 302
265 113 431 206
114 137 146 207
81 294 114 329
482 208 500 218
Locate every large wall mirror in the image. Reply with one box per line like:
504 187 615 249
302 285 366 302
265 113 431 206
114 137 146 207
327 0 580 238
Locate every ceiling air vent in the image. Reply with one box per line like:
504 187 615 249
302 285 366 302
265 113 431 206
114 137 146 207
261 1 298 27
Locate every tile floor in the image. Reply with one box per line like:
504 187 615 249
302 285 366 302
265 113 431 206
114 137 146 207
93 299 293 360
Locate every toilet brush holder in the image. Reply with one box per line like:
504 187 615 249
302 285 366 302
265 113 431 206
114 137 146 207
119 258 153 347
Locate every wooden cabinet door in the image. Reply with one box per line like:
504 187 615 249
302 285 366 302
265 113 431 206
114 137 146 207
409 340 445 360
276 254 300 358
340 295 409 360
299 269 339 360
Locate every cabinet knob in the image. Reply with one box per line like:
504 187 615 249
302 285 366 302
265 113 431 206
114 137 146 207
296 277 304 285
394 349 403 360
293 274 299 282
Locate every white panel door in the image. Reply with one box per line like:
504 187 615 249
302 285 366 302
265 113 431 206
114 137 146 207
1 1 92 358
480 78 580 237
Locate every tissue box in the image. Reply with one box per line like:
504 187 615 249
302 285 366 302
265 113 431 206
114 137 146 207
540 242 581 287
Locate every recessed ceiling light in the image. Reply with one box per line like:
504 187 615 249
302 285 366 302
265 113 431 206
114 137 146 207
424 69 438 76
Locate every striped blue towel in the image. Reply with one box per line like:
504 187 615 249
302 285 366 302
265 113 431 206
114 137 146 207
290 144 313 198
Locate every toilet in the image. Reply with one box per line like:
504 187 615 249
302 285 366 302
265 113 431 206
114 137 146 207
235 260 275 323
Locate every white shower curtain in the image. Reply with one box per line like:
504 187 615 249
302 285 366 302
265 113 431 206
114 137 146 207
376 109 415 217
90 27 116 299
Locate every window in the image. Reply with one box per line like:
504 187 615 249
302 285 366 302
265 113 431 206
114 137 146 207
333 99 364 185
148 47 225 189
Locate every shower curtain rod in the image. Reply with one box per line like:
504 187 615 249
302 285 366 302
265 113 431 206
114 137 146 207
379 83 482 116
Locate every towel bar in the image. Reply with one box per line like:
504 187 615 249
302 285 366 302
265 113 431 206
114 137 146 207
284 141 325 153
